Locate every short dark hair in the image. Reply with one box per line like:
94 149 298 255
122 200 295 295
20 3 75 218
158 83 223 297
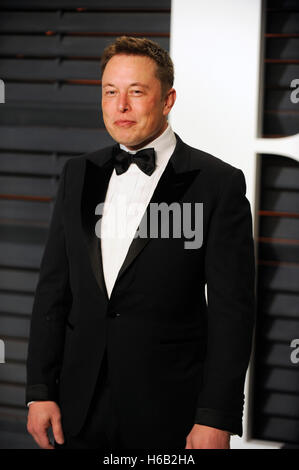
100 36 174 96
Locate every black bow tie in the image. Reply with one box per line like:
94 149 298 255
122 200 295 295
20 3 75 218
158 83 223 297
113 147 156 176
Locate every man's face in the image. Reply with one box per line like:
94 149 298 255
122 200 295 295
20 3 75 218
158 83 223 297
101 54 175 150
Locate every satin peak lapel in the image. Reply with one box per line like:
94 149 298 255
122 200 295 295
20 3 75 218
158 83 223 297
81 150 115 300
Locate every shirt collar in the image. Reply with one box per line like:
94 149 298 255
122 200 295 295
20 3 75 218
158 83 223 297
119 124 176 168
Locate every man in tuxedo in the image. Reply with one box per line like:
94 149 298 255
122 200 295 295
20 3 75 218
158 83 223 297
26 36 255 450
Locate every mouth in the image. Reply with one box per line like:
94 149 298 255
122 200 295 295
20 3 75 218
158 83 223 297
114 120 136 127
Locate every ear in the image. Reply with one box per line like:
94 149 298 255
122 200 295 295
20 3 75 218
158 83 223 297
163 88 176 116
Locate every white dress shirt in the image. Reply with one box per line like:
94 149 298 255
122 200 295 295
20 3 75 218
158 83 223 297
101 124 177 298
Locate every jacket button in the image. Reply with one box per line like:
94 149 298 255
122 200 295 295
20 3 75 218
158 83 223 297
108 311 120 318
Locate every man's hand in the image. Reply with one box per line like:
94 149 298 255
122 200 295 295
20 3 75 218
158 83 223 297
27 401 64 449
185 424 230 449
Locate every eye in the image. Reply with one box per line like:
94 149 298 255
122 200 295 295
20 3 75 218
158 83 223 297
131 89 142 95
105 90 116 96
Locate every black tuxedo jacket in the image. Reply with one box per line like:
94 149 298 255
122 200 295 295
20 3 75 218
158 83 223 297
26 134 255 447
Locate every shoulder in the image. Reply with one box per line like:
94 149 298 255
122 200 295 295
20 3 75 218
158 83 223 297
174 133 239 175
176 135 246 195
185 140 240 176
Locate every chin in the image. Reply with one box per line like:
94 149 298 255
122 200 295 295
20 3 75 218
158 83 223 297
110 130 136 146
114 134 144 149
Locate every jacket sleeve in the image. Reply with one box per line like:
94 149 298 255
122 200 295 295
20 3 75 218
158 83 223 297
26 159 72 404
194 168 256 436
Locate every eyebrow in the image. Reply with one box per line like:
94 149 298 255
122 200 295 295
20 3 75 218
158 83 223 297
130 82 149 88
102 82 149 88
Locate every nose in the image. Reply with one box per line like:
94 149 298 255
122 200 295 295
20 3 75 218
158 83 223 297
118 93 130 113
